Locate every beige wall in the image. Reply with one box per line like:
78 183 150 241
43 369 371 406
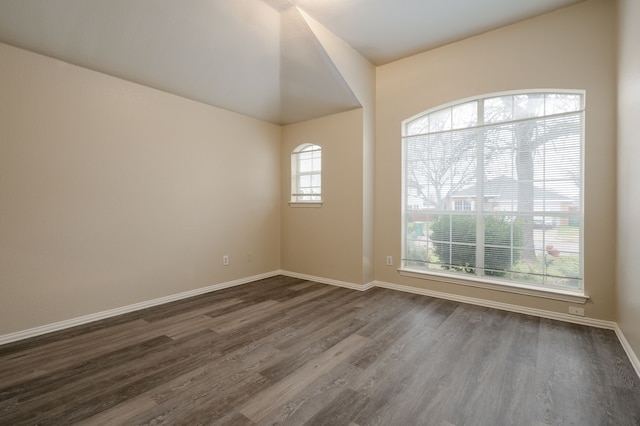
0 43 281 335
301 11 377 284
281 109 365 284
375 0 618 320
617 0 640 358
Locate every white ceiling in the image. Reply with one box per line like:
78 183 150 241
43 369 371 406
0 0 584 124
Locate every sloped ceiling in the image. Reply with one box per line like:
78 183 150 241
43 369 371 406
0 0 584 124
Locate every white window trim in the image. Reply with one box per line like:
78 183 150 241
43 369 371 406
398 267 588 304
289 201 323 208
401 89 586 300
291 143 322 205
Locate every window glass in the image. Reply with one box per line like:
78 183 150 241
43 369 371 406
291 144 321 202
402 91 584 291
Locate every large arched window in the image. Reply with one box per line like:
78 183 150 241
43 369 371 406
402 91 584 294
291 144 321 203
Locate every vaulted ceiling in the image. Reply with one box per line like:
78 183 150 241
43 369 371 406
0 0 584 124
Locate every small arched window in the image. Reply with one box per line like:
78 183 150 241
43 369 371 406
291 144 322 203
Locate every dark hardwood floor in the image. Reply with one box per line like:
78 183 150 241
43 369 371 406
1 275 639 425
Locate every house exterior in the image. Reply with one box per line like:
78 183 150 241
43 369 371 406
446 176 578 226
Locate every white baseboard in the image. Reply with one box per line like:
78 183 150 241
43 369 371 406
0 270 281 346
279 270 375 291
614 324 640 379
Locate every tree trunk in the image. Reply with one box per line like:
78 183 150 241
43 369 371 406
516 123 537 262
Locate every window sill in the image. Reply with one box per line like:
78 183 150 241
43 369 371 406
289 202 323 208
398 267 588 304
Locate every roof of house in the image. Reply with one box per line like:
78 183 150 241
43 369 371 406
451 176 571 201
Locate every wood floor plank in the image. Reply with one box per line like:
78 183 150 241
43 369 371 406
2 330 223 424
0 319 155 388
79 394 158 426
353 305 533 425
288 280 319 291
1 275 639 425
133 371 271 425
258 361 361 425
207 299 280 331
0 318 149 366
348 301 465 399
416 310 537 426
531 319 622 426
261 316 367 382
0 335 172 404
304 387 372 426
239 333 370 423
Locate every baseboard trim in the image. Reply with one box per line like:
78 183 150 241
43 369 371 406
279 270 375 291
0 270 281 346
614 324 640 379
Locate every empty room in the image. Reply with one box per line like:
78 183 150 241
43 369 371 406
1 0 639 424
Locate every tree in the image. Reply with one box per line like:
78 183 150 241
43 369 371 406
406 131 477 210
484 93 582 262
405 103 492 210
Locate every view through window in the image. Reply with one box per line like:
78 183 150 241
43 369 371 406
402 91 584 291
291 144 322 202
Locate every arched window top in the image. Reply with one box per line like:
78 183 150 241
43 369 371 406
292 143 321 154
404 91 584 136
291 143 322 204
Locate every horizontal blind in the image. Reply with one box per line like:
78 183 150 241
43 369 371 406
292 144 321 202
403 92 583 290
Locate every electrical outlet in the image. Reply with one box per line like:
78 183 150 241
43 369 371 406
222 255 229 266
568 306 585 316
386 256 393 266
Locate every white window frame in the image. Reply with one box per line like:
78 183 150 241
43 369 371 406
400 90 587 303
290 143 322 207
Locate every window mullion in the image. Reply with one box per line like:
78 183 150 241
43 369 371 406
476 102 485 277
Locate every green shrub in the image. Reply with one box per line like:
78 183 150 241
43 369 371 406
485 218 524 276
430 215 523 276
430 215 476 273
